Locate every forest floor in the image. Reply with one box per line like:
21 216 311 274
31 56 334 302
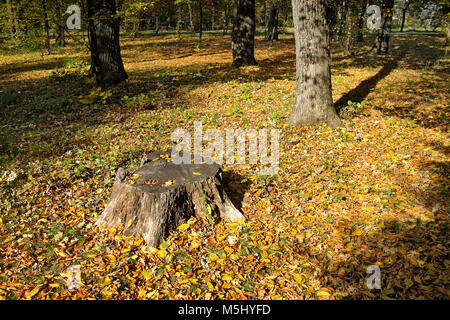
0 33 448 300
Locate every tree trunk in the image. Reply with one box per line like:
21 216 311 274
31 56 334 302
288 0 341 127
41 0 51 55
266 1 278 41
400 3 410 33
231 0 258 67
6 0 15 37
155 15 160 35
198 0 203 48
211 0 216 30
223 5 230 35
338 0 347 38
188 2 195 32
274 10 279 40
377 0 394 54
447 24 450 46
53 2 66 47
356 0 367 42
132 14 141 39
87 0 128 87
96 151 244 247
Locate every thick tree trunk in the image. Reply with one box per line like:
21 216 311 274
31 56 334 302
288 0 341 127
377 0 394 54
41 0 51 55
53 3 66 47
87 0 128 87
96 151 244 247
231 0 257 67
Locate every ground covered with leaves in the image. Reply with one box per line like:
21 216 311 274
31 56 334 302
0 33 448 300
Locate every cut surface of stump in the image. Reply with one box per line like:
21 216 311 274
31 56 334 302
96 151 244 246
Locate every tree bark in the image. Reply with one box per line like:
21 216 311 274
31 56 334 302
223 4 230 35
211 0 216 30
287 0 341 127
41 0 51 55
377 0 394 54
53 2 66 47
6 0 15 37
155 15 160 35
400 2 410 33
96 151 244 247
87 0 128 87
266 1 278 41
231 0 258 67
198 0 203 48
132 14 141 39
356 0 368 42
338 0 347 37
188 2 195 32
274 10 279 40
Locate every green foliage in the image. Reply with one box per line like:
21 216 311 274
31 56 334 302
340 100 365 119
121 93 150 111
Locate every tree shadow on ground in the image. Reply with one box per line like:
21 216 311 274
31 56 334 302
322 137 449 299
334 58 400 111
0 57 67 80
333 34 448 131
222 170 251 212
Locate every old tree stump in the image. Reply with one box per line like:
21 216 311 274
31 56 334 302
96 151 244 246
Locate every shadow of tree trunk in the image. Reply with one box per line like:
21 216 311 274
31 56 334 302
334 58 399 111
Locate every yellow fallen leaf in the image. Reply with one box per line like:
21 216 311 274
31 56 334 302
209 253 219 261
292 273 304 285
106 254 116 263
142 271 152 280
25 285 42 299
317 291 331 297
190 240 201 249
222 274 233 281
192 172 201 175
138 289 147 298
127 219 134 228
230 254 239 260
158 250 168 259
177 223 190 231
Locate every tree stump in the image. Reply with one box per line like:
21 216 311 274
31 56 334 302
96 151 244 246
